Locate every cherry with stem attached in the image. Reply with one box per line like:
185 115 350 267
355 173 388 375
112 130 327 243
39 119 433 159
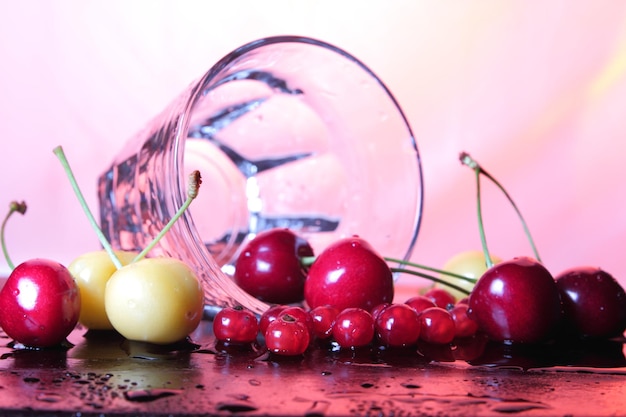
54 145 205 345
460 152 561 344
0 201 27 270
0 201 81 348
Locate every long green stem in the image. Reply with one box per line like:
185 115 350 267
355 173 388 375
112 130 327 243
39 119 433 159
479 169 541 262
53 146 123 270
460 152 541 263
1 201 27 270
390 267 471 296
384 256 476 283
476 169 494 268
132 171 202 263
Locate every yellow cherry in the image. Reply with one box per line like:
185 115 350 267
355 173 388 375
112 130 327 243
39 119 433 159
104 257 204 345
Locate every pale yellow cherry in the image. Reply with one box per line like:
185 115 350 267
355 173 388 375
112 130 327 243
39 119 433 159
69 250 137 330
104 257 204 345
435 250 502 300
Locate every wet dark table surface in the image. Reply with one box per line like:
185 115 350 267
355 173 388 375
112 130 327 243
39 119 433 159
1 316 626 417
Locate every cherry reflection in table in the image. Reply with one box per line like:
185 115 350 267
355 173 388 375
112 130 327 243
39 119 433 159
0 316 625 417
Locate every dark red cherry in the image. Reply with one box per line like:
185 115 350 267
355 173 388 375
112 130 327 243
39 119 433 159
555 266 626 339
467 256 562 344
234 228 314 304
304 236 393 312
404 295 436 314
423 288 456 309
375 303 421 347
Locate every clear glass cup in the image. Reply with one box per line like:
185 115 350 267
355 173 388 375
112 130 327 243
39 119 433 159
98 36 423 315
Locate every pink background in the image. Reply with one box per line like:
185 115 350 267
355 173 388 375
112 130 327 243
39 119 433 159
1 1 626 289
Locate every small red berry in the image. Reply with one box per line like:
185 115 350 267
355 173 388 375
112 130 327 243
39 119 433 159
375 303 421 347
449 303 478 339
259 304 288 335
419 307 456 345
332 308 375 349
309 305 339 339
213 306 259 344
405 295 437 314
423 288 456 309
265 314 310 356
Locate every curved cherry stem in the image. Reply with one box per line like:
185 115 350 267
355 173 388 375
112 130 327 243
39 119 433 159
0 201 27 270
132 171 202 263
53 146 124 270
389 267 471 296
384 256 476 283
460 152 542 265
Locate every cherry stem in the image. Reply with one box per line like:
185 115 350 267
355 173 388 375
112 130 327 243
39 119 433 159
389 267 471 296
460 152 542 265
53 146 124 270
0 201 27 270
384 256 476 283
132 171 202 263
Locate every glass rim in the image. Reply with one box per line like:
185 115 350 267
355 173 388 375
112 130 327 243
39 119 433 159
175 35 424 265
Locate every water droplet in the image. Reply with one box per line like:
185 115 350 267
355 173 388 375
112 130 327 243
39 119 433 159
36 392 62 403
216 401 258 412
124 388 182 402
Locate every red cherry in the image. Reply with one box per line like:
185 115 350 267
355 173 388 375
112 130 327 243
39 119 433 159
467 257 562 344
265 314 310 356
305 236 394 312
332 308 375 349
370 303 391 321
213 306 259 344
277 306 314 338
449 303 478 338
423 288 456 309
259 304 288 335
419 307 456 345
404 295 437 314
0 259 81 348
309 305 339 340
555 266 626 339
234 229 314 304
375 303 421 347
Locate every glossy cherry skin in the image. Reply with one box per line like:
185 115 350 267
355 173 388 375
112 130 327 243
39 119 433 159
332 308 375 349
277 306 314 338
213 307 259 344
467 257 562 344
234 228 314 304
259 304 288 335
265 315 310 356
555 266 626 339
375 303 421 347
304 236 394 312
419 307 456 345
404 295 436 314
0 259 81 348
309 305 339 340
423 288 456 309
449 303 479 338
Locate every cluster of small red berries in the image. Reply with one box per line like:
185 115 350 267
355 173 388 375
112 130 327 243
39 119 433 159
212 288 477 356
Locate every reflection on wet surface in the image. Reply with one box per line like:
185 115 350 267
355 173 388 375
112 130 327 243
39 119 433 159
1 321 625 416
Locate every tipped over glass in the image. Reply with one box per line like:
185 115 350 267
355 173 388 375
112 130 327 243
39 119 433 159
98 36 423 314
